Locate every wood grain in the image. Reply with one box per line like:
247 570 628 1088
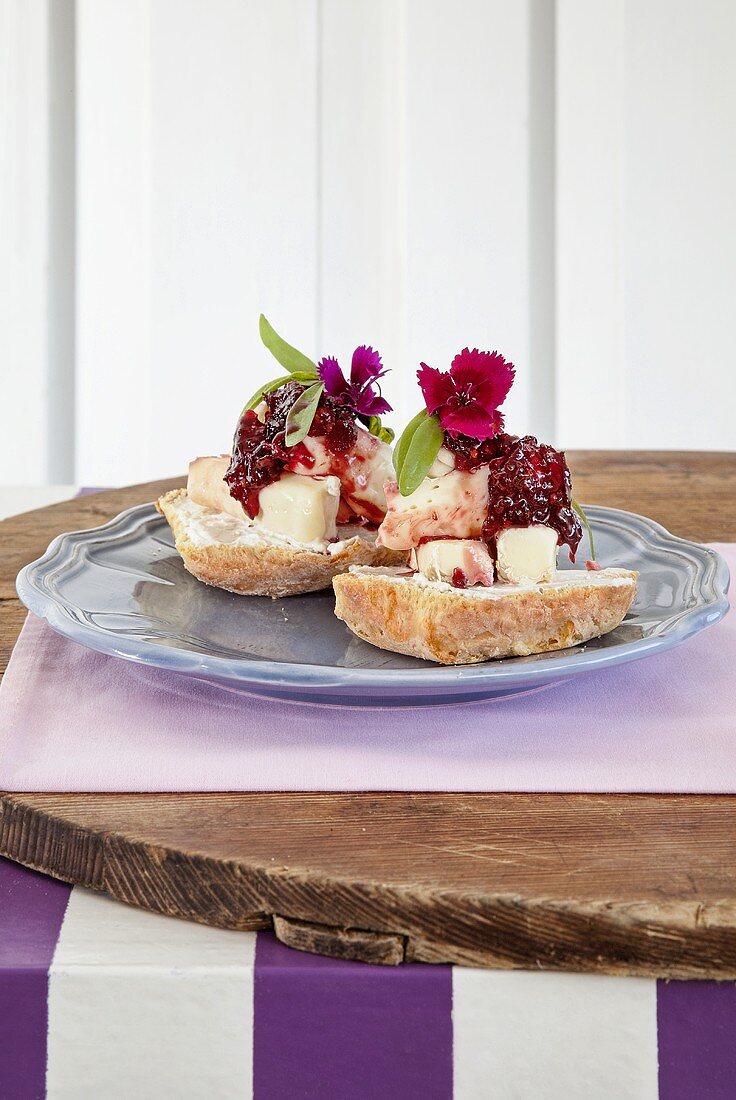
1 454 734 974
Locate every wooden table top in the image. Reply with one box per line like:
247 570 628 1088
1 452 734 975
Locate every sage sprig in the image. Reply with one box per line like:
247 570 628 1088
367 416 395 444
243 371 316 414
393 409 444 496
393 410 427 476
572 498 596 561
242 315 396 446
259 314 319 377
241 316 320 414
284 381 325 446
243 316 324 434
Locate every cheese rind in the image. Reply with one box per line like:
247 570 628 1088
413 539 495 587
495 525 558 585
256 472 340 544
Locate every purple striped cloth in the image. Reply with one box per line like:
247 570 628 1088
0 860 70 1098
1 855 735 1099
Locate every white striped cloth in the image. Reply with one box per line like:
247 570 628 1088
3 856 726 1099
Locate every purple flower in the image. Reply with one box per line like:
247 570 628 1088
417 348 515 440
318 346 392 417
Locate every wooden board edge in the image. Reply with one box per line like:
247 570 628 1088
4 791 736 977
273 914 406 966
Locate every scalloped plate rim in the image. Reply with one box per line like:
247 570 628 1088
15 503 730 699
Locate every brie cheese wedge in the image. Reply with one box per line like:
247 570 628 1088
188 455 244 521
495 524 558 585
378 468 489 550
412 538 495 587
256 472 340 544
187 457 340 545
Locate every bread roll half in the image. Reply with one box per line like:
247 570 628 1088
333 566 638 665
157 488 403 598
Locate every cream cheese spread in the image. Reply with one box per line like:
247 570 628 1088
347 564 636 598
170 494 374 556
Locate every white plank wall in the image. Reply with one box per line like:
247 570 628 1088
402 0 549 438
2 0 735 487
555 0 627 450
319 0 409 408
1 0 74 484
622 0 736 451
557 0 736 451
75 0 153 486
75 0 319 485
2 0 50 485
319 0 551 433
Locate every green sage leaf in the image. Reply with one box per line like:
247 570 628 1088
259 314 318 376
397 413 444 496
392 409 430 478
242 372 316 414
572 497 596 561
367 416 395 445
284 381 325 446
243 375 293 413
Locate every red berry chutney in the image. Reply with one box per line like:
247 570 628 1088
225 381 357 518
444 431 582 561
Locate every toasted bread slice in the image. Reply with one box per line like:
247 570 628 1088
157 488 403 598
333 566 638 664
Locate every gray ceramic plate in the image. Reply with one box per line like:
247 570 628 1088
16 504 729 707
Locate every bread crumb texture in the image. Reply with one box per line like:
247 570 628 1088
332 569 638 664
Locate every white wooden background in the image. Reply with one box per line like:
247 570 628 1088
2 0 735 488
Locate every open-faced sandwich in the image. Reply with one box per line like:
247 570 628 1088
158 316 404 597
333 348 638 664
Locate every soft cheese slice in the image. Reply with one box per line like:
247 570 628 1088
377 468 489 550
413 538 495 587
256 472 340 544
189 423 393 531
188 457 340 545
496 524 558 585
289 426 394 523
188 455 245 520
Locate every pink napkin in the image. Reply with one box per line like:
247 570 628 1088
0 545 732 793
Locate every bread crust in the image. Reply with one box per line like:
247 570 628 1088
333 568 638 664
157 488 403 598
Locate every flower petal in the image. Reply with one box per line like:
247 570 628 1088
440 404 505 438
355 391 392 417
319 350 392 417
317 355 348 396
417 363 456 415
449 348 515 411
350 346 385 388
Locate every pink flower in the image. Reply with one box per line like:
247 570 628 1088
318 346 392 417
417 348 515 439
